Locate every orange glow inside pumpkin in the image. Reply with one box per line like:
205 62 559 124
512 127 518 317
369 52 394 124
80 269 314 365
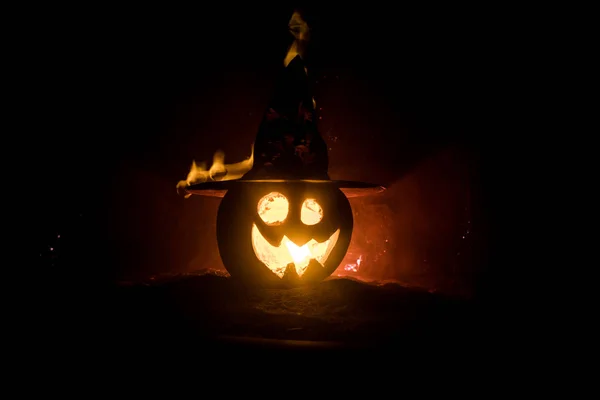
252 192 339 277
257 192 289 225
301 199 323 225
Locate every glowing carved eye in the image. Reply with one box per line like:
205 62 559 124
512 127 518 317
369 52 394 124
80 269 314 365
257 192 289 225
301 198 323 225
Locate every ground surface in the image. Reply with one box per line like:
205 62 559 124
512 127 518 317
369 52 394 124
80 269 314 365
108 270 481 357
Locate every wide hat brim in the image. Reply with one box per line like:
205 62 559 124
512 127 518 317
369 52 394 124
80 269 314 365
185 179 386 198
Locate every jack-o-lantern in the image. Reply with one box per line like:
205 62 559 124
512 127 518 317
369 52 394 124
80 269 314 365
181 10 385 285
215 182 353 285
186 179 382 286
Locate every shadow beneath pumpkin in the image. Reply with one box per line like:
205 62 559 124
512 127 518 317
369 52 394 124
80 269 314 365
109 270 483 358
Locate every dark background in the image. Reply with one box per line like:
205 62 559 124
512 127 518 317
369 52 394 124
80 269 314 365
34 4 507 303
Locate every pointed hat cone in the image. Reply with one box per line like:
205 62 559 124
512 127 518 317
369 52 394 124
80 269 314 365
185 10 385 198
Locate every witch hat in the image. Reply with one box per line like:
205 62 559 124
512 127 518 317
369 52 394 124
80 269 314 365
183 11 385 199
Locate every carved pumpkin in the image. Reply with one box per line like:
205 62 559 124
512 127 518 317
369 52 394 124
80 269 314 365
216 182 353 285
181 10 384 286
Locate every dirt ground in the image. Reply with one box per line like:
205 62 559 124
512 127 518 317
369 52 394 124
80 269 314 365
110 270 478 349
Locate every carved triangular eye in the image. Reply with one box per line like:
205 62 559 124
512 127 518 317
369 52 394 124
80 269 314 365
257 192 288 226
301 198 323 225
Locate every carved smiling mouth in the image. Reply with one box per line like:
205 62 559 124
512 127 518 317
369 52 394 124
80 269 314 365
251 224 340 278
